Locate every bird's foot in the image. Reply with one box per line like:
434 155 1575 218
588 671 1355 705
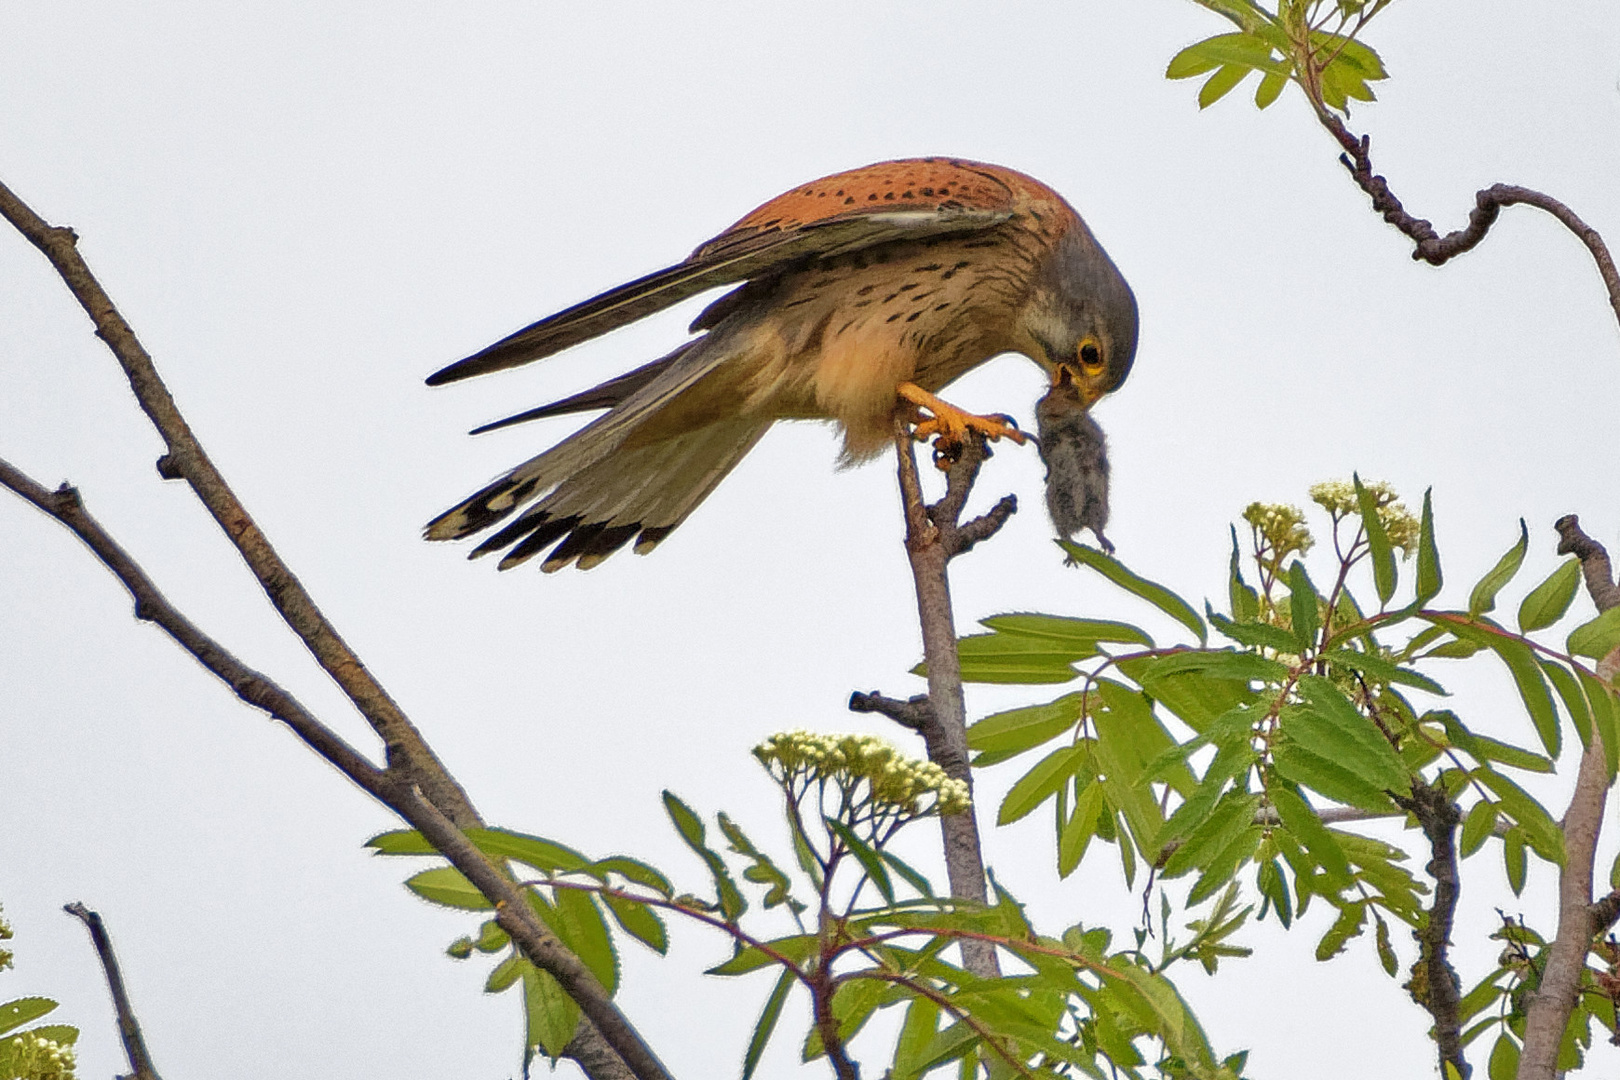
897 383 1027 469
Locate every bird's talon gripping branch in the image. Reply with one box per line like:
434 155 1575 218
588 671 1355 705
899 383 1026 469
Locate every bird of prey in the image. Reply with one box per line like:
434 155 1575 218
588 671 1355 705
426 157 1137 572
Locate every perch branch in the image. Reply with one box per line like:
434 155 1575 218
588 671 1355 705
0 175 477 826
884 426 1018 978
1517 517 1620 1080
848 691 935 732
0 458 649 1080
63 903 162 1080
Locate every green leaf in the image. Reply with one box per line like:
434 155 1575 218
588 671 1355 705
980 613 1153 648
743 970 795 1080
523 967 580 1061
998 744 1086 825
939 631 1088 685
405 867 493 910
1272 742 1398 814
1254 69 1287 108
890 997 943 1080
0 999 57 1039
1518 558 1581 633
1199 63 1254 107
968 693 1083 762
1187 826 1264 905
546 887 619 993
719 813 802 912
1489 1033 1521 1080
1568 606 1620 661
1269 786 1352 888
587 856 674 898
1324 649 1446 696
1577 668 1620 779
1288 561 1321 652
1058 781 1106 878
879 849 936 899
706 935 817 976
1415 490 1442 605
1208 612 1299 652
1473 769 1564 865
1291 676 1409 791
1541 661 1594 751
1229 526 1260 620
485 953 526 993
1460 800 1497 858
1469 521 1528 618
663 791 746 921
1060 540 1207 643
827 818 895 905
1166 31 1284 80
802 979 892 1060
1315 901 1368 960
1374 913 1398 977
1503 829 1527 895
1162 789 1261 879
1121 653 1257 733
601 894 668 954
1442 622 1561 759
1436 709 1553 773
1354 475 1397 606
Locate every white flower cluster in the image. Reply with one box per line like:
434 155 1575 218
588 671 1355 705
754 731 971 815
1308 479 1419 554
1242 501 1314 559
6 1032 77 1080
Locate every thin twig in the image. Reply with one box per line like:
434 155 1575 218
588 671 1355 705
1314 112 1620 332
1517 517 1620 1080
0 175 477 825
63 903 162 1080
0 178 647 1080
0 458 652 1080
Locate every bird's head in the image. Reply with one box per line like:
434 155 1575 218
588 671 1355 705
1018 221 1138 409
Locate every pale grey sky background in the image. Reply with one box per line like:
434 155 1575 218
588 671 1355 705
3 3 1619 1078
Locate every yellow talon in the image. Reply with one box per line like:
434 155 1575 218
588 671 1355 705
897 382 1026 468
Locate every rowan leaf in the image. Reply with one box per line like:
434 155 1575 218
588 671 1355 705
743 970 794 1080
1518 558 1580 632
1060 541 1206 643
1415 490 1442 605
1355 474 1397 606
1468 520 1528 618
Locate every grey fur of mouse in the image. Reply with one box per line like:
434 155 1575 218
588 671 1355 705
1036 377 1112 553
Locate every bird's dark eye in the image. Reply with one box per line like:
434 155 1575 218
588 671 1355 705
1077 338 1104 373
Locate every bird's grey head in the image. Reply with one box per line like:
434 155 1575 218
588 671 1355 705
1019 221 1138 408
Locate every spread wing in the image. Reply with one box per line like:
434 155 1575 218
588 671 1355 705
427 204 1012 386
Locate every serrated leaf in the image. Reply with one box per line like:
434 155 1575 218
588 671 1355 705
1272 742 1397 814
720 813 801 912
1473 769 1564 865
0 999 57 1039
1374 913 1398 977
486 952 526 993
1315 901 1368 960
1229 525 1261 620
1518 558 1581 633
1288 561 1322 652
1291 676 1409 791
1060 541 1207 643
1324 649 1445 695
1460 799 1497 858
1058 781 1106 878
1503 829 1527 895
1442 622 1560 759
601 894 668 954
523 967 580 1061
1355 475 1397 605
1188 825 1263 905
1415 490 1441 604
406 867 494 910
1469 520 1528 618
1568 606 1620 662
1489 1033 1521 1080
587 856 673 898
1269 786 1352 888
934 631 1088 685
968 693 1083 761
663 791 746 921
999 744 1087 825
980 613 1153 648
542 887 618 993
1541 661 1594 751
1163 790 1260 879
1577 668 1620 780
890 996 942 1080
827 818 895 905
743 969 794 1080
879 849 936 899
1208 612 1299 652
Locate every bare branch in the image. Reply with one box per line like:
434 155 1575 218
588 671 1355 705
1555 515 1620 613
848 691 934 732
1315 114 1620 332
0 458 652 1080
0 175 477 825
63 903 163 1080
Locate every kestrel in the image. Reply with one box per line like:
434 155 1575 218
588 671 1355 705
426 157 1138 571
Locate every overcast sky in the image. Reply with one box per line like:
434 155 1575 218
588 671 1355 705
3 3 1620 1078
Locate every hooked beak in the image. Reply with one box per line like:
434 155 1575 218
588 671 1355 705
1050 364 1104 407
